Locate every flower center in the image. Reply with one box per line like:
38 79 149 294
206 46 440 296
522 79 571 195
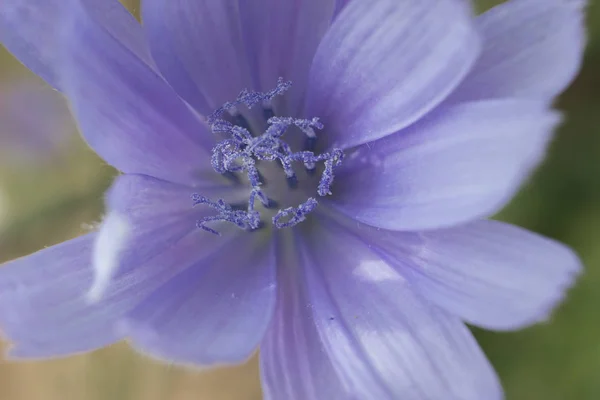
191 78 344 235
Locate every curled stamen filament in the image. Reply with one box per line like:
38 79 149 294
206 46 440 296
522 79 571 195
196 79 345 234
272 198 318 229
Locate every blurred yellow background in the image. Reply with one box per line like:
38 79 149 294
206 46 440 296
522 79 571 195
1 0 600 399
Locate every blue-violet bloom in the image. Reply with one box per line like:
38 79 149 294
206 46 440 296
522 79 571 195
0 0 587 399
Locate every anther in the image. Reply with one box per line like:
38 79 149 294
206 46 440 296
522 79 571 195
318 149 345 197
195 79 345 234
208 77 292 124
273 198 318 228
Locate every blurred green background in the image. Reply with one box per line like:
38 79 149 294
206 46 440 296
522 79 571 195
1 0 599 399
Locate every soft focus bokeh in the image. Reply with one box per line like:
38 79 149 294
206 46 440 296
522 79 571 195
1 0 599 399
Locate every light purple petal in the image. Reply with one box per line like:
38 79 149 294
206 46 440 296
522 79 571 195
0 234 123 358
120 233 277 366
332 99 559 231
260 225 502 400
142 0 254 115
104 174 240 276
334 216 582 331
60 2 214 186
332 0 350 18
448 0 586 103
305 0 480 149
0 0 153 91
110 173 275 368
99 174 247 317
0 174 233 359
238 0 336 116
260 233 347 400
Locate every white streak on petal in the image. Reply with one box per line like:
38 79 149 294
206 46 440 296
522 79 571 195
352 259 403 283
87 212 131 302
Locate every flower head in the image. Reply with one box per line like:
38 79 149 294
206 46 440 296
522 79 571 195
0 0 587 398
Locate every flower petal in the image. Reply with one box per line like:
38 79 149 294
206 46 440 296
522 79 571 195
103 173 240 281
88 212 133 302
448 0 586 103
110 168 274 368
260 225 502 400
305 0 480 149
332 0 350 18
332 99 559 231
61 2 214 186
238 0 336 116
142 0 254 115
0 174 232 359
333 216 582 331
0 0 153 90
0 234 122 358
120 233 277 366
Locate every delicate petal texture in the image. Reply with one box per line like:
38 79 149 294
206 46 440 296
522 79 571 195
101 175 247 319
261 227 502 400
449 0 587 103
305 0 480 149
260 233 346 400
332 99 560 231
332 0 350 18
332 216 582 331
0 234 123 357
61 2 214 186
0 0 152 90
142 0 253 114
104 173 239 276
0 174 233 358
89 212 132 302
238 0 336 116
110 175 274 367
120 234 277 366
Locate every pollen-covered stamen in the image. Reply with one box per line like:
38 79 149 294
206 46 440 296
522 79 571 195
192 194 261 235
195 79 345 234
272 198 318 228
208 77 292 125
317 149 345 196
248 188 272 211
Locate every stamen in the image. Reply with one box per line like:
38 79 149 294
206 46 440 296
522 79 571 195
208 77 292 124
194 79 345 234
273 198 318 228
192 194 261 236
317 149 345 196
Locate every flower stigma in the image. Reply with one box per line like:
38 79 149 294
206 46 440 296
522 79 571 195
192 78 345 235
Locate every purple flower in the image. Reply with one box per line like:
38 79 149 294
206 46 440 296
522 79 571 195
0 0 586 398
